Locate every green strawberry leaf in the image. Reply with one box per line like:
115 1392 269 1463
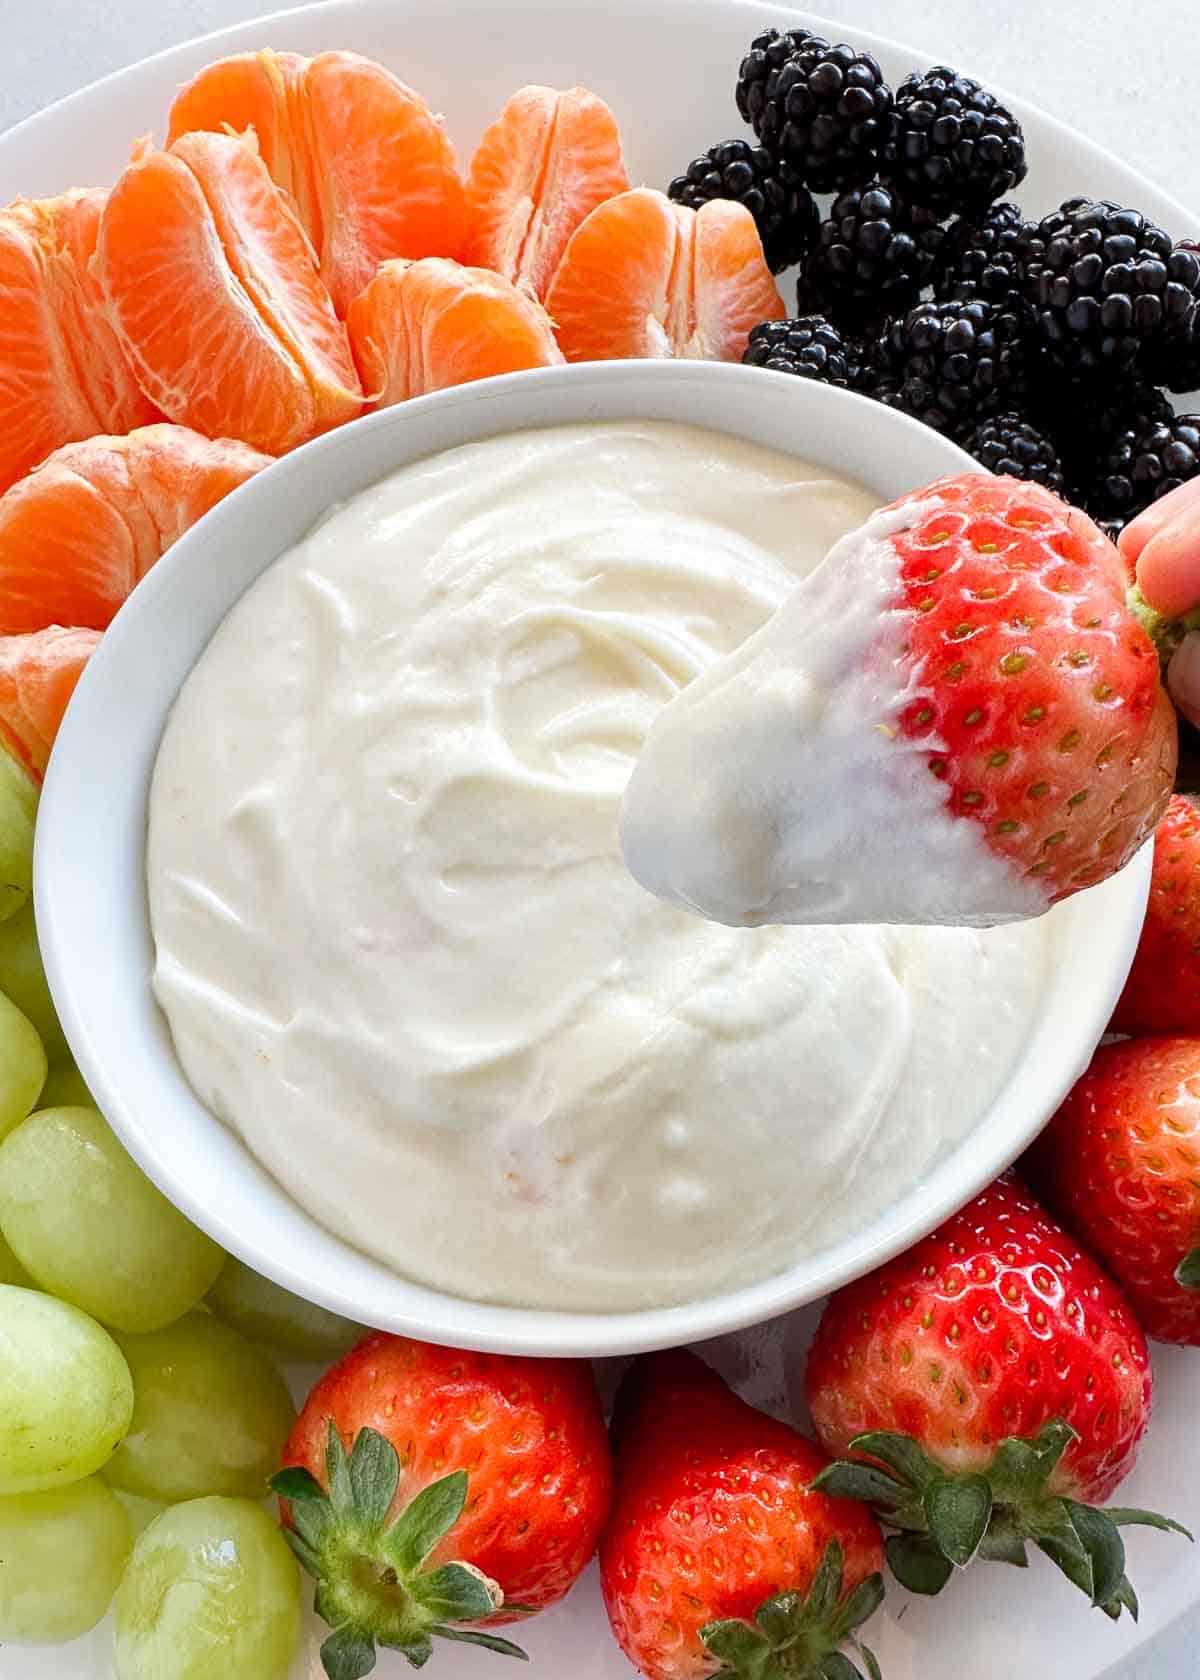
321 1625 379 1680
387 1471 469 1575
810 1463 908 1507
1104 1508 1194 1541
414 1561 499 1623
923 1474 992 1569
755 1591 805 1644
1030 1420 1077 1478
885 1531 954 1596
280 1524 321 1578
1174 1246 1200 1290
1104 1577 1140 1623
425 1626 529 1661
800 1540 844 1627
987 1437 1046 1503
1064 1503 1127 1608
701 1616 773 1675
848 1432 935 1491
851 1637 883 1680
271 1465 327 1503
325 1420 355 1517
349 1428 401 1531
818 1653 865 1680
287 1494 333 1554
976 1517 1029 1568
835 1572 885 1639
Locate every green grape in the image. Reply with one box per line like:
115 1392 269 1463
102 1311 295 1502
0 1227 32 1287
0 987 46 1139
208 1255 365 1362
0 1476 132 1642
115 1496 301 1680
37 1056 92 1107
0 1105 224 1332
0 747 36 925
0 902 68 1062
0 1284 133 1493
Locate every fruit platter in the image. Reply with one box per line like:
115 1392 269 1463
6 2 1200 1679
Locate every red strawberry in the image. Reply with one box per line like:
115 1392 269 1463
1120 477 1200 728
600 1349 885 1680
271 1333 611 1676
620 473 1176 928
1110 796 1200 1032
805 1174 1188 1617
1024 1036 1200 1343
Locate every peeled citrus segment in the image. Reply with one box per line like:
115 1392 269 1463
463 85 629 299
0 425 271 636
96 132 361 454
168 49 467 315
347 257 563 406
0 625 100 779
545 187 785 362
0 190 158 496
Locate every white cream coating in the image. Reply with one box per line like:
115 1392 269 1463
148 422 1053 1311
620 501 1051 928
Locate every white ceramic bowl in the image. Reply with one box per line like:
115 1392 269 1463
35 359 1151 1357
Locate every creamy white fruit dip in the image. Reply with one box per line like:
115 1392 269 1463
619 499 1050 929
147 421 1052 1311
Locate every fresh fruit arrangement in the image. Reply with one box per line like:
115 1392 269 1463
4 21 1200 1680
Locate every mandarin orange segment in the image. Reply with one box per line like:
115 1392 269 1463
0 625 100 779
167 49 467 315
0 424 272 636
96 132 361 454
0 189 158 495
347 257 562 406
463 86 629 299
545 187 784 362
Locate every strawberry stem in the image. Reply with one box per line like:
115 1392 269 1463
699 1541 885 1679
270 1423 528 1675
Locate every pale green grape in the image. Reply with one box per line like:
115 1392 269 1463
0 1476 132 1642
0 1105 224 1331
37 1057 91 1108
208 1255 364 1362
0 987 46 1138
115 1496 300 1680
0 1284 133 1493
102 1311 295 1502
0 1227 32 1287
0 902 67 1062
0 748 35 925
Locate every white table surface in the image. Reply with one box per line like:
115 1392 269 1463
4 1 1200 1675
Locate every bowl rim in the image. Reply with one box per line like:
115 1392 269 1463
35 357 1153 1357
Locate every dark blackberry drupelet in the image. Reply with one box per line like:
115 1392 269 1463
735 28 892 194
1143 240 1200 392
963 412 1065 493
803 182 945 330
668 140 819 273
742 316 864 388
935 201 1025 305
1083 412 1200 525
881 295 1023 437
1016 198 1200 378
880 66 1026 215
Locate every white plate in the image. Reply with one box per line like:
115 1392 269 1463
5 3 1199 1679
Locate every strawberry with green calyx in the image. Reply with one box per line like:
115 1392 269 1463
805 1175 1190 1619
1025 1035 1200 1343
600 1348 886 1680
272 1333 611 1679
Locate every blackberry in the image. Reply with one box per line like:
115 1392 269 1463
935 201 1025 305
804 183 945 331
668 140 818 273
880 66 1026 215
1016 198 1199 378
735 28 892 194
1143 240 1200 392
1084 412 1200 525
743 316 864 389
964 412 1065 493
881 296 1023 437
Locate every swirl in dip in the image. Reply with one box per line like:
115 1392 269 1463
147 421 1052 1310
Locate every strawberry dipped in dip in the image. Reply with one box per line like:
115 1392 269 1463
621 472 1177 927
